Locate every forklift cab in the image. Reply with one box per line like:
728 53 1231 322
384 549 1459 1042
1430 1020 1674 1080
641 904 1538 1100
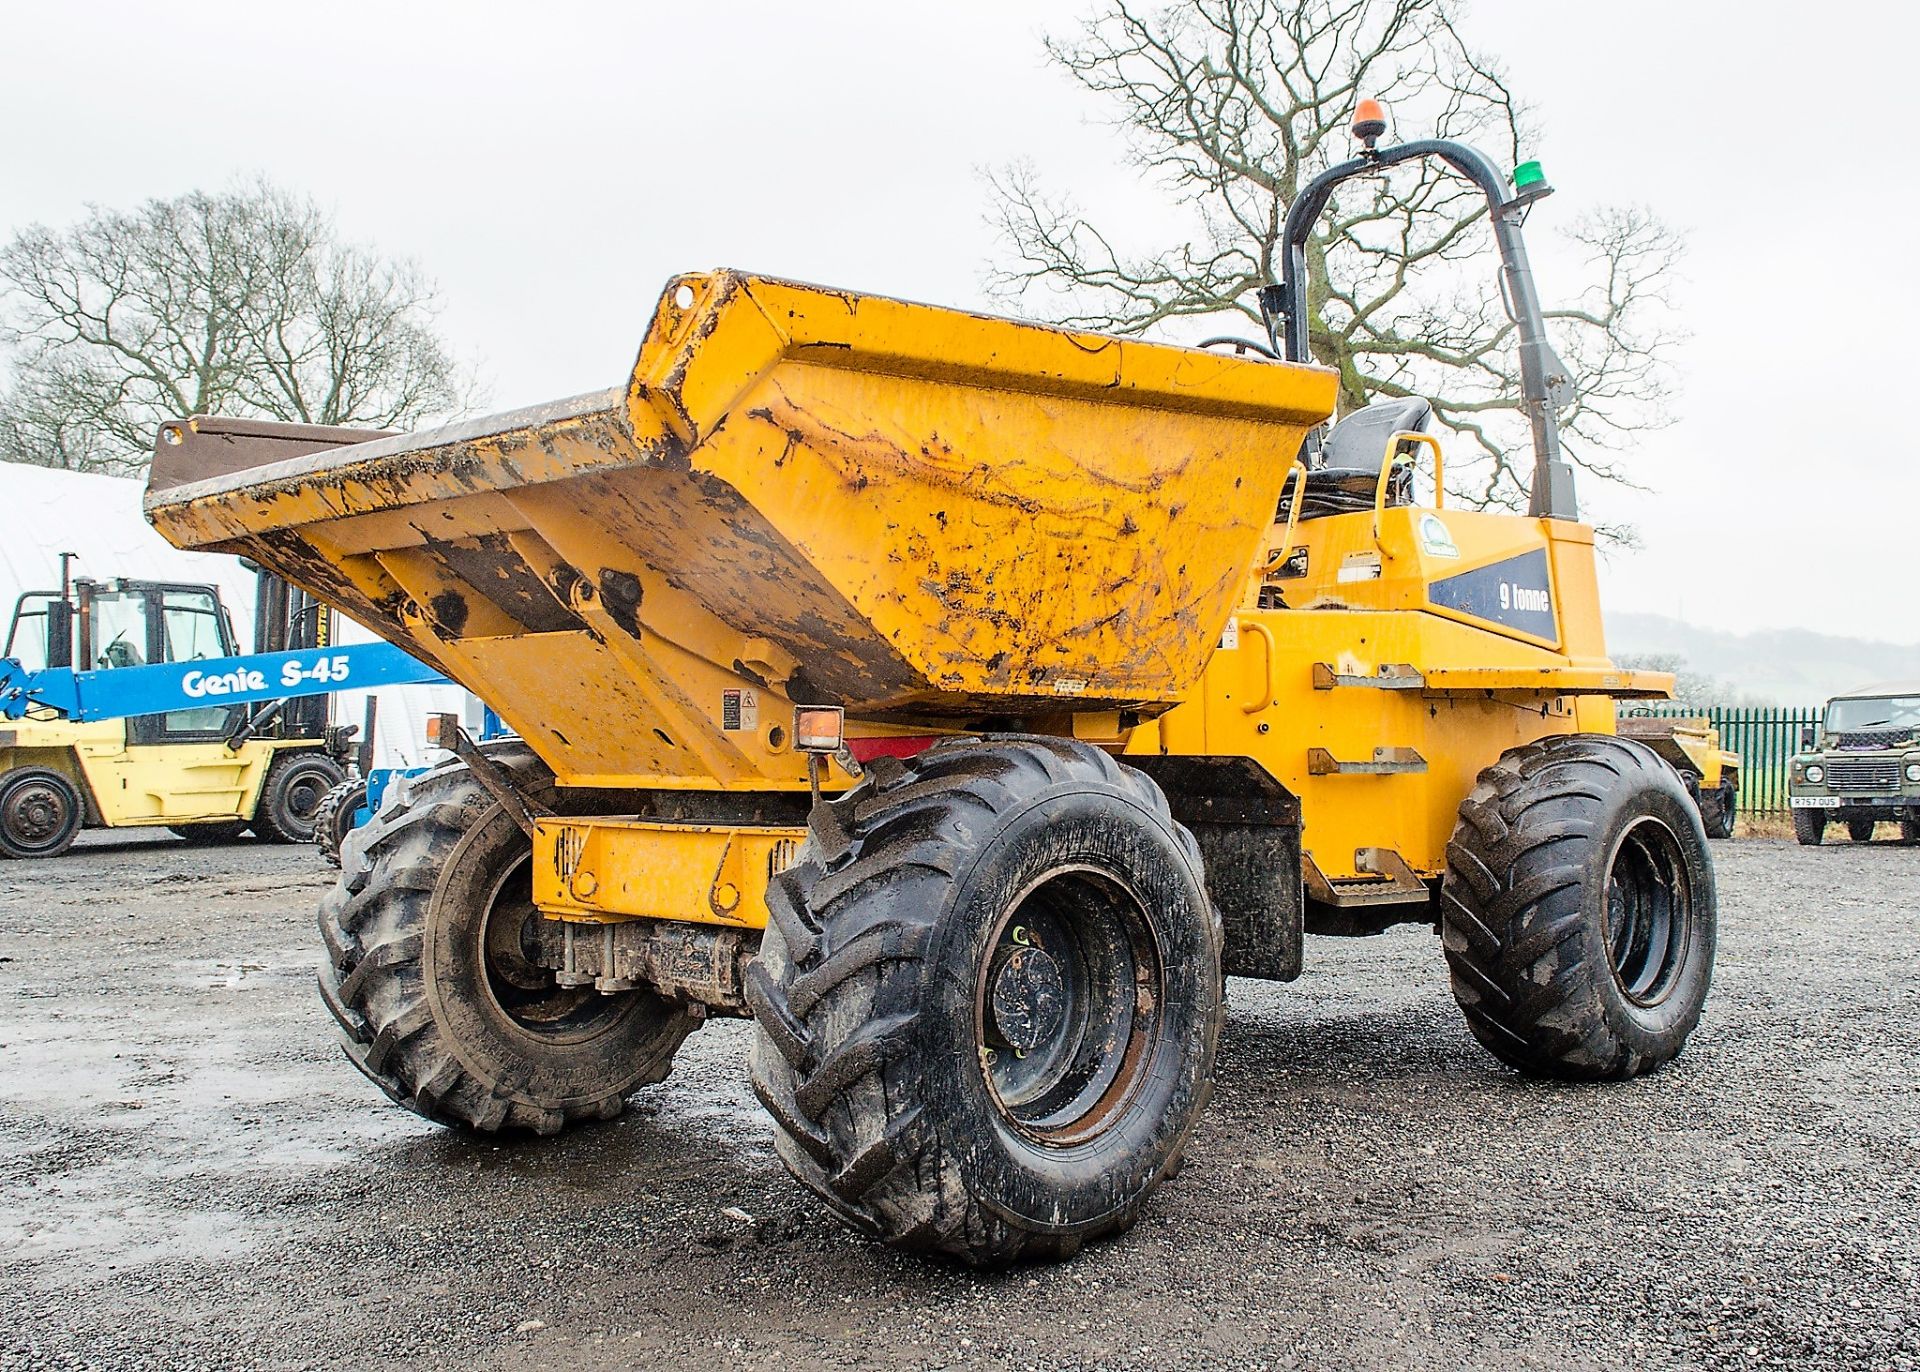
5 578 247 743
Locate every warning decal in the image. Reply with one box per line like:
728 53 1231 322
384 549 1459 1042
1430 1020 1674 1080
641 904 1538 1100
721 688 760 731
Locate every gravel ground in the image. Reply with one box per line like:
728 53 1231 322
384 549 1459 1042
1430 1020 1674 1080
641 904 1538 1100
1 830 1915 1371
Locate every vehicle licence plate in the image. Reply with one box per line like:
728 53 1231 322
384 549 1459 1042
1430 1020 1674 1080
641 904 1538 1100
1789 795 1841 809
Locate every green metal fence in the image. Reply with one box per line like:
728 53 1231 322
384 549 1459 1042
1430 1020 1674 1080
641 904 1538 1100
1621 704 1824 816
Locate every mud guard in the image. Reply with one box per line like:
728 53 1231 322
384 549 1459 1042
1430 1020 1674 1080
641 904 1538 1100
1124 755 1303 982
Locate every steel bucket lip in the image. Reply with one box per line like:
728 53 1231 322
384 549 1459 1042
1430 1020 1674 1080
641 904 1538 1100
144 387 625 517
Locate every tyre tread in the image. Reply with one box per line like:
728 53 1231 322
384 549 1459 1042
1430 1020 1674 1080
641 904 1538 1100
315 743 689 1134
1438 732 1714 1081
749 735 1216 1266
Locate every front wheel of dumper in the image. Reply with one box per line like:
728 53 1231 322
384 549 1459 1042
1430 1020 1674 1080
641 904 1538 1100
747 736 1223 1266
1440 734 1716 1081
317 746 698 1134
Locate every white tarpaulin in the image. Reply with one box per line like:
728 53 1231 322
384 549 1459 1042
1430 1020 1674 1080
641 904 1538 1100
0 463 469 768
0 464 259 616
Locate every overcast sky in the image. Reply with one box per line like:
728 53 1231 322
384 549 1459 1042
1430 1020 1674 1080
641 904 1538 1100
4 0 1915 644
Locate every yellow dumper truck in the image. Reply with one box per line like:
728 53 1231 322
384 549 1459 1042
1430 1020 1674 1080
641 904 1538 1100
1617 714 1740 838
146 116 1715 1265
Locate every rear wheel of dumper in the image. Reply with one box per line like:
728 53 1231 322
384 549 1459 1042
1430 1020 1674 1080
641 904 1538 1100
1698 781 1736 840
1793 808 1826 846
747 736 1222 1266
1440 734 1716 1081
318 746 697 1133
312 776 367 868
1846 817 1876 843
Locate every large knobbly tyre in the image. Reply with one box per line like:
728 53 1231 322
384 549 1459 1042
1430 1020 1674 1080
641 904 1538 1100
318 745 697 1134
254 751 346 843
1792 808 1827 846
312 776 367 868
1697 781 1736 840
748 736 1223 1267
1440 734 1716 1081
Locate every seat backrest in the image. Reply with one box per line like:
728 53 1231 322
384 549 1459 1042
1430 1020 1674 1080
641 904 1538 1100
1320 397 1433 473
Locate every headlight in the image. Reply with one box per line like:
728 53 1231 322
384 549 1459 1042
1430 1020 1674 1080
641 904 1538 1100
1805 764 1825 783
1906 762 1920 783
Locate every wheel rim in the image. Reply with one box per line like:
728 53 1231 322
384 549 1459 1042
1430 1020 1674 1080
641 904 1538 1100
480 853 633 1041
1603 817 1694 1006
3 778 74 853
282 768 330 825
974 865 1162 1146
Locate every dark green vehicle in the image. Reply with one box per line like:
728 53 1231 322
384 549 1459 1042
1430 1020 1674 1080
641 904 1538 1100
1788 684 1920 845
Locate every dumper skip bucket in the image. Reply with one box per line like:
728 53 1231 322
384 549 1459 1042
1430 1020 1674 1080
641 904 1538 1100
147 271 1336 786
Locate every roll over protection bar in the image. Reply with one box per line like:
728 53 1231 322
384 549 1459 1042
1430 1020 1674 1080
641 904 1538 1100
1267 137 1579 520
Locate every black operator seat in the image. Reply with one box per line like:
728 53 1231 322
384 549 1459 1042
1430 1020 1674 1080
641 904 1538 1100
1286 396 1435 520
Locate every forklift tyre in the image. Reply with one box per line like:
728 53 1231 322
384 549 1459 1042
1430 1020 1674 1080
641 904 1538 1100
253 753 346 844
169 821 249 844
748 736 1222 1266
1792 809 1826 846
0 767 84 860
1440 734 1716 1081
317 746 697 1134
312 777 368 868
1846 818 1876 843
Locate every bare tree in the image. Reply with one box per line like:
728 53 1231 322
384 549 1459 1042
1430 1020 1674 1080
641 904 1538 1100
0 180 475 476
988 0 1683 513
1614 653 1762 710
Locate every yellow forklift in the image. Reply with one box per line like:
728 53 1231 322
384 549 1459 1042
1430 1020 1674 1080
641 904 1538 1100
0 563 348 857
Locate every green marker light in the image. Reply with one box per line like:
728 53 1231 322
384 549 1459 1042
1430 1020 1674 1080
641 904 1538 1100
1509 159 1554 207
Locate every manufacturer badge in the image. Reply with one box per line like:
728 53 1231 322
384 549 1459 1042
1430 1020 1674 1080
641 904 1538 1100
1418 513 1459 558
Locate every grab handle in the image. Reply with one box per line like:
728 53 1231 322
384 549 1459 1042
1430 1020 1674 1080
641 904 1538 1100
1241 620 1278 714
1373 431 1444 542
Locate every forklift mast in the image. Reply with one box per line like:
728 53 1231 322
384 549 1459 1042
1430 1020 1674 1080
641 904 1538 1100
252 566 335 738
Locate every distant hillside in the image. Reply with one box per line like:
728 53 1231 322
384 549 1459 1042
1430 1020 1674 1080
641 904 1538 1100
1607 612 1920 706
